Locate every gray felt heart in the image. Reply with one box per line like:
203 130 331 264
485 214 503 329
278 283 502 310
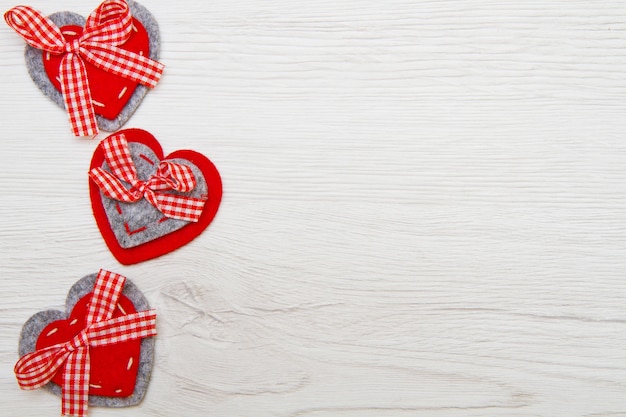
23 0 161 133
101 142 209 249
18 272 155 408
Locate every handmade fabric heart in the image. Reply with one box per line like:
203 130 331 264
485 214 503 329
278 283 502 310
17 270 157 417
4 0 164 137
89 128 223 264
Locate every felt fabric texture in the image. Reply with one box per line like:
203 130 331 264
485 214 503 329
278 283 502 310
23 0 161 133
101 142 209 249
89 128 223 265
18 273 155 408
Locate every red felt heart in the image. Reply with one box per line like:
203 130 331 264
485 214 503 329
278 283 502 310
36 293 141 397
43 18 150 120
89 128 223 264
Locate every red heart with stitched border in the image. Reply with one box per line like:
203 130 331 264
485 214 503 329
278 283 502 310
89 128 223 264
36 293 141 396
43 18 149 120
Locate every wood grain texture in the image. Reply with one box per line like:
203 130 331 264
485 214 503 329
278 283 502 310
1 0 625 416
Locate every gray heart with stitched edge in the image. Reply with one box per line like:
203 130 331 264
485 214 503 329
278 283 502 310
18 273 155 408
100 141 209 249
23 0 160 133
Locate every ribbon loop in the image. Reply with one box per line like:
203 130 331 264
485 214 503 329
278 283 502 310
14 345 71 390
89 133 206 222
4 0 164 136
14 270 157 417
3 6 66 54
84 0 132 43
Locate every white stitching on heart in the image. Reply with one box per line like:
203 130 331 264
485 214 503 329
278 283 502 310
117 303 127 315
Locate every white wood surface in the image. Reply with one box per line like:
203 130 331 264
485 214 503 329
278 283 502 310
1 1 626 416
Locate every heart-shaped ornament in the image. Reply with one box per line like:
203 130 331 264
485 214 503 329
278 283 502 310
89 128 223 264
18 271 155 409
19 0 161 133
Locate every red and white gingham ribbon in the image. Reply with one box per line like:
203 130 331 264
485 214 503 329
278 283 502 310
14 269 157 417
89 133 206 222
4 0 164 137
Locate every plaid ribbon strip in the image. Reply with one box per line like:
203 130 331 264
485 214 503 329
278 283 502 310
4 0 164 137
89 133 206 222
14 270 157 417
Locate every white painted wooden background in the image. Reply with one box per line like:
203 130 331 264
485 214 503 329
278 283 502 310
1 0 625 416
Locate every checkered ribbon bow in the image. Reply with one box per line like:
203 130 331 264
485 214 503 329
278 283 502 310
14 270 157 417
4 0 164 137
89 133 206 222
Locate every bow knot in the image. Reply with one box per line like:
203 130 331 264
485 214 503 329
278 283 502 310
130 179 148 195
66 330 89 352
66 39 81 54
89 133 207 222
4 0 165 137
14 270 157 417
